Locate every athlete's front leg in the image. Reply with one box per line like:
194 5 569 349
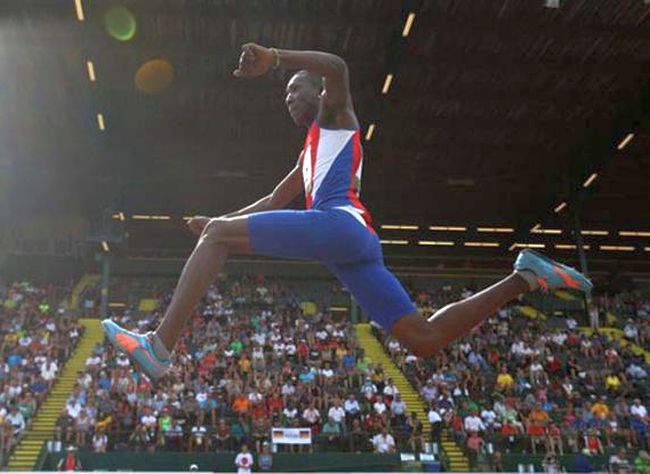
101 215 251 379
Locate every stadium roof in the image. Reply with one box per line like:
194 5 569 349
3 0 650 261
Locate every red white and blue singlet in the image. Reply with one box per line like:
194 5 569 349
299 123 373 231
247 122 415 332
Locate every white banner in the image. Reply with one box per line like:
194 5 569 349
271 427 312 445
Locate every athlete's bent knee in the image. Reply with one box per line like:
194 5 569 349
202 218 231 246
402 337 440 358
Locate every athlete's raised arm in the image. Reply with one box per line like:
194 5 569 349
233 43 358 129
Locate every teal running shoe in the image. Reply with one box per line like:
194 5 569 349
101 319 170 379
514 249 593 294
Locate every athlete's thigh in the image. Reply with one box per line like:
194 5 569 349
328 259 416 333
246 209 336 261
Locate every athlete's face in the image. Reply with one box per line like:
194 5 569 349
285 73 320 127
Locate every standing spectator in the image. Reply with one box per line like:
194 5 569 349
56 446 83 472
428 405 442 441
609 448 630 474
234 443 254 474
257 442 273 471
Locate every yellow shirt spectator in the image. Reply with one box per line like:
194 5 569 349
496 372 515 390
605 375 621 390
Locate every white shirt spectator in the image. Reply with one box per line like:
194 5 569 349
383 383 399 398
328 406 346 424
281 383 295 397
285 343 297 356
66 401 83 419
391 399 406 416
116 354 131 367
315 330 328 341
421 384 436 402
321 367 334 378
41 361 59 381
235 451 254 474
428 409 442 424
7 411 25 433
552 332 567 346
93 432 108 452
372 433 395 453
283 407 298 420
303 408 320 424
464 415 486 433
481 409 498 427
530 362 544 374
387 340 401 354
627 363 647 379
272 342 285 355
566 318 577 330
141 413 157 430
630 402 648 419
373 400 387 415
624 322 638 339
361 382 377 400
85 355 102 367
344 398 360 416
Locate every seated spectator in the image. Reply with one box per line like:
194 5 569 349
609 448 630 474
92 428 108 453
129 423 153 452
189 421 208 452
371 427 395 454
321 416 342 449
212 418 232 452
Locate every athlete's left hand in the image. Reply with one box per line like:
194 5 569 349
233 43 274 78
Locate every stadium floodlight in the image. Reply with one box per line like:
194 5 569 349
617 133 634 150
382 74 394 94
365 124 375 141
544 0 560 8
600 245 635 252
379 240 409 245
402 13 416 37
74 0 85 21
97 113 106 131
380 225 419 230
418 240 454 246
464 242 500 248
86 61 96 82
582 173 598 188
554 202 567 213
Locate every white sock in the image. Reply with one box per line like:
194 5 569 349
149 332 171 361
516 270 540 291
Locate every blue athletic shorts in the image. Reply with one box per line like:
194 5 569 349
247 208 417 332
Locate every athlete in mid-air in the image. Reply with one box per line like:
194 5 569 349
102 44 592 378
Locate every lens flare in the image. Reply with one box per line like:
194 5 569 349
134 59 175 94
105 6 136 41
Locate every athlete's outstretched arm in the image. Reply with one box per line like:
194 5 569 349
233 43 357 127
187 165 302 235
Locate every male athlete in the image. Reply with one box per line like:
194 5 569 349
102 44 592 378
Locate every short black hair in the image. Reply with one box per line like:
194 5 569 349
293 70 323 91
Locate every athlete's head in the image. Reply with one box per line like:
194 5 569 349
285 70 322 127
